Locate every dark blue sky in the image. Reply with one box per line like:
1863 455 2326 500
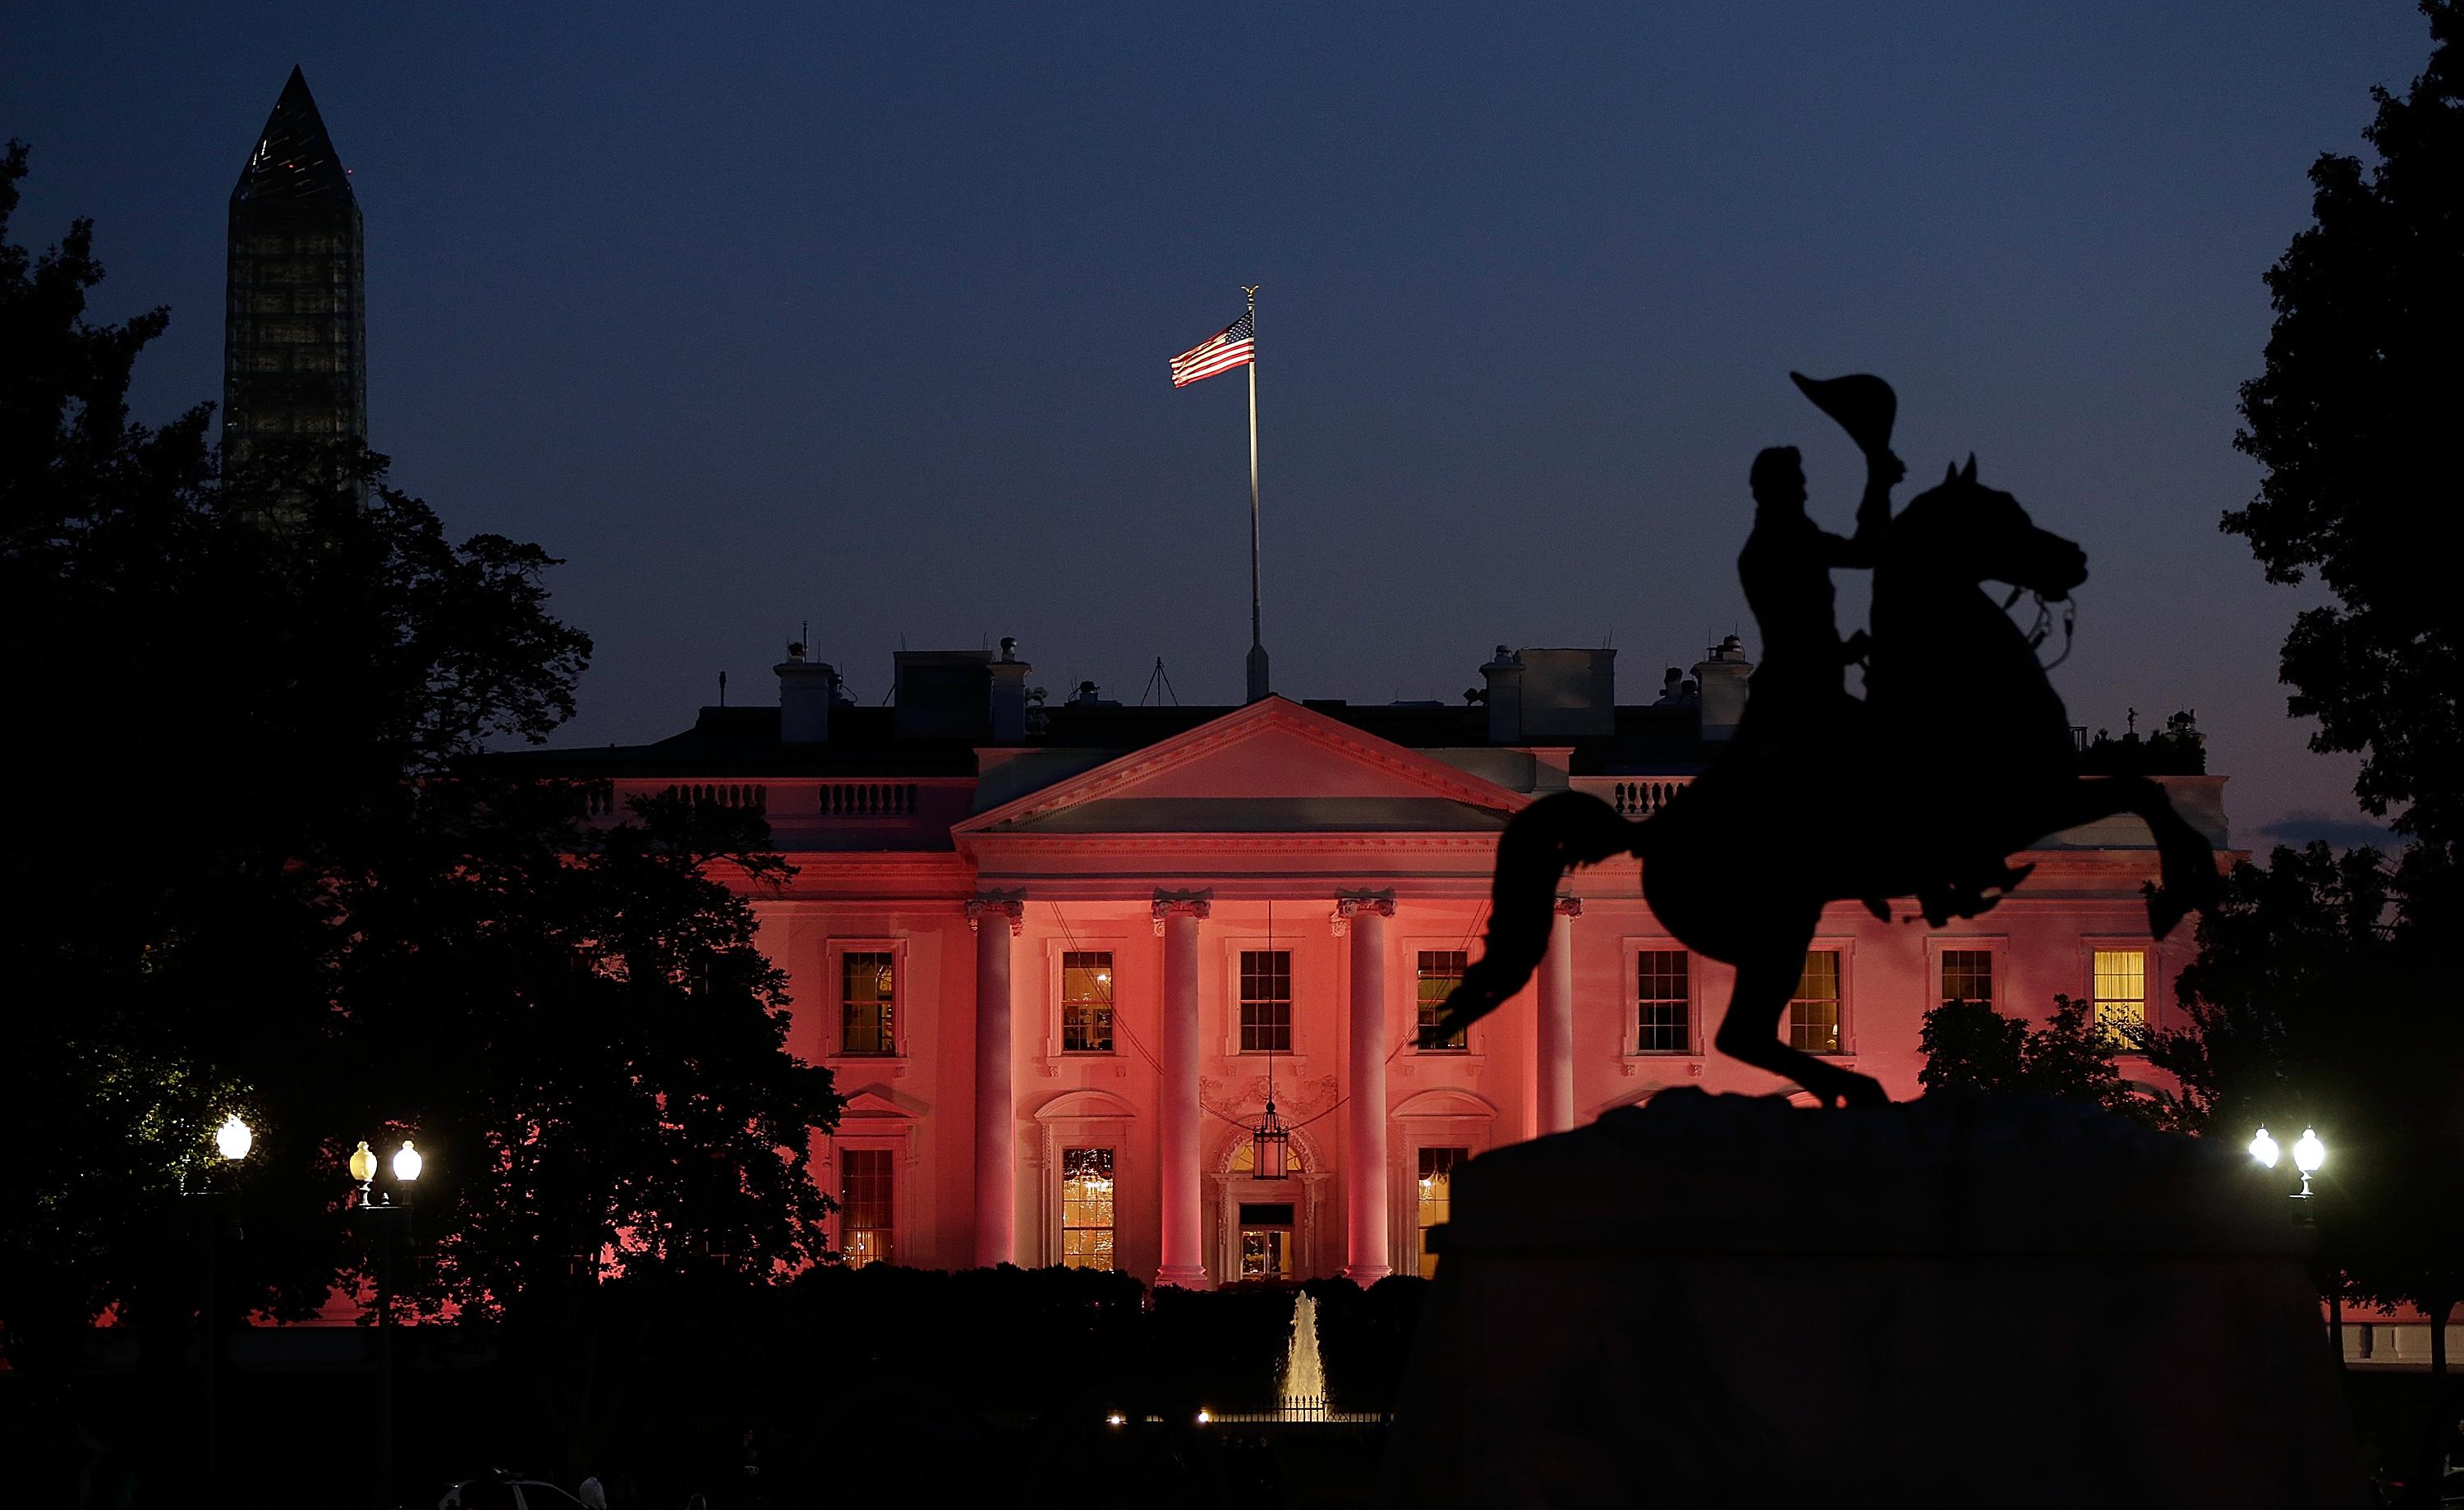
7 2 2436 847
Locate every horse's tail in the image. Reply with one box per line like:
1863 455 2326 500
1425 791 1647 1046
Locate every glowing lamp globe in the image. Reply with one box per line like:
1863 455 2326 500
2247 1126 2279 1169
348 1140 378 1185
2294 1127 2325 1175
214 1114 253 1162
392 1139 423 1184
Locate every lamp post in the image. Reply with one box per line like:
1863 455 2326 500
351 1135 423 1509
2252 1124 2338 1366
193 1113 252 1499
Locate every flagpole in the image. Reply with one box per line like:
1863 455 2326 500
1243 284 1269 703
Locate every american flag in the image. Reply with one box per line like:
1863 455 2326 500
1168 310 1255 388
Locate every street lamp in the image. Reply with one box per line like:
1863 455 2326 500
349 1133 427 1510
2293 1127 2324 1199
2255 1123 2340 1365
194 1112 253 1497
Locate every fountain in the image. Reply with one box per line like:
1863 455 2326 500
1277 1291 1326 1419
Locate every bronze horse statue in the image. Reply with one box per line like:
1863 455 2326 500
1427 391 2221 1108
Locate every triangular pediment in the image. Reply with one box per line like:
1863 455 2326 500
958 697 1528 836
839 1084 927 1120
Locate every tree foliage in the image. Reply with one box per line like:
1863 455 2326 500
2146 844 2463 1347
2227 0 2464 852
1916 995 2158 1125
2214 12 2464 1490
0 141 840 1381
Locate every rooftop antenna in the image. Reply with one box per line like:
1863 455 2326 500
1140 657 1180 707
718 669 728 707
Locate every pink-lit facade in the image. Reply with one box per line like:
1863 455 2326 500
526 640 2232 1288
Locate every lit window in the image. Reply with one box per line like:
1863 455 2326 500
1417 1147 1465 1278
1062 952 1115 1053
1942 950 1993 1009
1240 950 1291 1053
841 952 897 1055
2094 949 2146 1047
1237 1201 1295 1278
1061 1147 1115 1270
1787 951 1844 1054
840 1149 894 1266
1637 951 1690 1053
1417 951 1469 1051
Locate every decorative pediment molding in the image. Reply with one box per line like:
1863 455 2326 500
838 1082 929 1120
1030 1088 1141 1123
1392 1088 1500 1120
955 697 1529 838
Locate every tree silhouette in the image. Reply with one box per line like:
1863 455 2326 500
1917 995 2158 1125
2216 7 2464 1495
2229 0 2464 857
0 143 840 1480
2150 846 2463 1503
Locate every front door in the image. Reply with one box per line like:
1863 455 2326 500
1237 1201 1295 1279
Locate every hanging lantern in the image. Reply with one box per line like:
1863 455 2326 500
1253 1096 1291 1181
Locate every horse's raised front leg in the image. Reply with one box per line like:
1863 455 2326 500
1712 922 1887 1108
2033 774 2221 937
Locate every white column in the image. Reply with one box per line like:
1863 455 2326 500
1154 891 1212 1288
1338 893 1396 1283
968 893 1023 1268
1538 896 1582 1135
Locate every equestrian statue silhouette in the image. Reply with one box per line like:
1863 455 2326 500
1426 374 2222 1108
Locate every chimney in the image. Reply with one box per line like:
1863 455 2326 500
1480 646 1524 744
776 642 838 746
1691 635 1753 746
1515 648 1616 739
989 636 1031 743
1654 666 1685 707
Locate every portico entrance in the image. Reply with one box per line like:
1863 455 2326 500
1209 1127 1331 1283
1237 1202 1296 1278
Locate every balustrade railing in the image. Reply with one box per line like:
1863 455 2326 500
1607 778 1689 817
817 782 918 817
663 783 768 812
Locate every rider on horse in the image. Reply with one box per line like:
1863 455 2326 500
1737 387 2029 927
1736 440 1897 736
1421 372 2220 1105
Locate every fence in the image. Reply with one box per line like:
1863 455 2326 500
1178 1398 1388 1425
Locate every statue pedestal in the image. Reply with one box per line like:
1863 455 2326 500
1381 1090 2364 1508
